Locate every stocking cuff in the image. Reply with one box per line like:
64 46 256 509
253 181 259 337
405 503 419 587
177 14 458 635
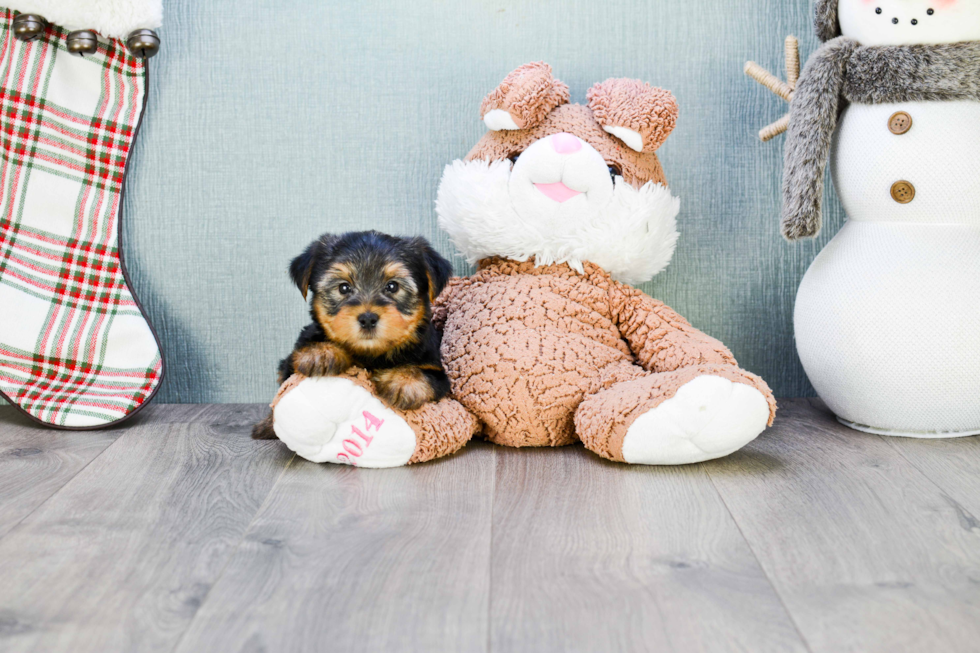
5 0 161 39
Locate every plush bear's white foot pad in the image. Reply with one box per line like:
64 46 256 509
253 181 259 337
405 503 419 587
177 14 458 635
273 377 416 467
622 375 770 465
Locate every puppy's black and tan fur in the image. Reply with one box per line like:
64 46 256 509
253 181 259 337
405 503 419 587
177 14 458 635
252 231 453 440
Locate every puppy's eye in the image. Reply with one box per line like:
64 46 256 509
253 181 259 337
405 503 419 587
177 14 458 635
385 281 399 294
608 165 622 180
338 283 352 295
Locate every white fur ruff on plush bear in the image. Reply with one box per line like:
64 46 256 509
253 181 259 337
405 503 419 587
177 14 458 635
436 154 680 287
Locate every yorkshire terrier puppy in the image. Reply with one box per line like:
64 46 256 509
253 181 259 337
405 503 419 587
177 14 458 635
252 231 453 440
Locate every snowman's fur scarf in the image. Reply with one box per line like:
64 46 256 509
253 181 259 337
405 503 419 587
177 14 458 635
6 0 161 39
845 41 980 104
782 37 858 240
436 159 680 286
783 38 980 240
815 0 840 42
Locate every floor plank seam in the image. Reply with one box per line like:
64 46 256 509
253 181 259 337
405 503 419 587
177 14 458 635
703 464 815 653
646 572 680 653
878 435 980 528
486 445 495 653
0 429 124 546
167 451 298 653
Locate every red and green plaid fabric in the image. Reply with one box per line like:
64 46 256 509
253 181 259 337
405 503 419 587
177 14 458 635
0 9 162 428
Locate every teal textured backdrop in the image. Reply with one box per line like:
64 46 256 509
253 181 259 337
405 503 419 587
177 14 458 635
121 0 842 403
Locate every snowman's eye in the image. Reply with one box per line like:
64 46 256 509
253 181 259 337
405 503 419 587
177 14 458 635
912 18 919 25
892 17 899 23
927 8 935 15
876 7 882 13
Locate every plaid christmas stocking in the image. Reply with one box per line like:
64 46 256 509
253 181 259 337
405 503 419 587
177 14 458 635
0 7 164 428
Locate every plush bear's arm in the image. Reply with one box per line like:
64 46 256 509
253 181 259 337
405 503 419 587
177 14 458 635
431 277 465 333
609 280 736 372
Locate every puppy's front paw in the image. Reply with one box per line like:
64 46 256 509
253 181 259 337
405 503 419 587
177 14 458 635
373 367 436 411
292 343 351 377
251 412 278 440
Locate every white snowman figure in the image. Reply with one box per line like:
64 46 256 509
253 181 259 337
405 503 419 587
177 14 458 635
776 0 980 436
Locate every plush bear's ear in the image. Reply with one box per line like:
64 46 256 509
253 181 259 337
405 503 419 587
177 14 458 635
289 234 339 301
587 79 678 153
480 62 570 132
410 238 453 302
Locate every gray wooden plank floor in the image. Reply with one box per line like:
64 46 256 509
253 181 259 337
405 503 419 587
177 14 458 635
174 444 495 653
489 447 806 653
1 400 980 652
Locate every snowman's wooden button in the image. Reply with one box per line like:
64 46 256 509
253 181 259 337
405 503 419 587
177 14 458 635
891 181 916 204
888 112 913 135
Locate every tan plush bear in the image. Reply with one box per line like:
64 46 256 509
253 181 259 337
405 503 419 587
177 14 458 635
268 62 776 467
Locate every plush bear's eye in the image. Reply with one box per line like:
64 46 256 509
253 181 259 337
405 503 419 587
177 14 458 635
508 154 521 166
608 164 622 180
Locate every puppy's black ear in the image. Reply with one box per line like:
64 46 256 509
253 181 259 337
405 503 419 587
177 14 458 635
413 239 453 301
289 234 339 300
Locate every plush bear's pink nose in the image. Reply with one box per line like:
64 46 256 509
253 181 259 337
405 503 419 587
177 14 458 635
550 132 582 155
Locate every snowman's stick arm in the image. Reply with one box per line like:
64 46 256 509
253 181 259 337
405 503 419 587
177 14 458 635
760 114 791 142
744 35 801 142
785 36 800 89
744 62 794 103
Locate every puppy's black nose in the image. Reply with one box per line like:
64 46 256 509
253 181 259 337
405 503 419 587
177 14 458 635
357 312 379 330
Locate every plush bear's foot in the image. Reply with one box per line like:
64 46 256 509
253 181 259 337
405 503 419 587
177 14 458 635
575 367 775 465
621 376 770 464
273 376 417 467
270 371 479 467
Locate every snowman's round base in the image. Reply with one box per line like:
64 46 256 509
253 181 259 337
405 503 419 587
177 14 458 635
836 417 980 439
